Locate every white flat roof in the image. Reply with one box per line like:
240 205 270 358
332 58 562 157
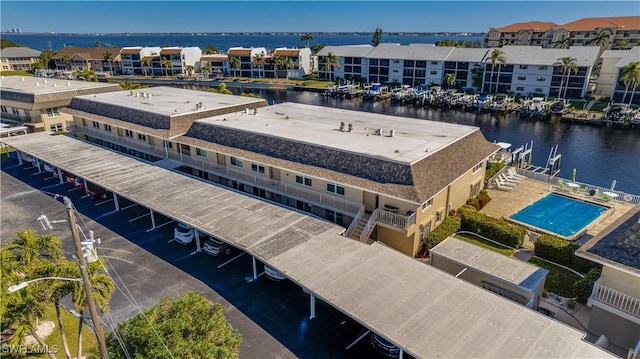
431 237 548 290
1 133 614 359
72 86 266 117
0 76 118 94
194 102 478 164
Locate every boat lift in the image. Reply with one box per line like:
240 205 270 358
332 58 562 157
512 140 533 169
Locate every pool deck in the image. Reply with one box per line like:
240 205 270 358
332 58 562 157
482 178 635 244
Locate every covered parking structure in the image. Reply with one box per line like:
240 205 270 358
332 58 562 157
1 132 615 359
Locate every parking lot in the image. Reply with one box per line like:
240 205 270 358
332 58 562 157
1 158 388 359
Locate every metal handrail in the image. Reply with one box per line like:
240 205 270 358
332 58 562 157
345 205 365 238
359 208 416 241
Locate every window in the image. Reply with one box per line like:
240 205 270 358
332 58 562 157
230 156 243 168
535 87 543 92
124 129 133 138
422 198 433 210
516 86 525 91
326 182 345 195
12 108 19 115
251 163 265 173
196 148 206 157
137 133 146 141
49 123 64 132
519 65 528 69
472 162 483 173
539 65 548 70
46 108 60 118
470 181 481 197
163 140 173 149
536 76 545 81
431 61 438 65
435 211 442 223
295 175 312 186
103 124 112 132
0 106 7 113
517 75 526 80
430 70 437 75
92 121 100 128
420 221 431 244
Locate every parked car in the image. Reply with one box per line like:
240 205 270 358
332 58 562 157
202 237 232 256
86 183 110 200
370 332 401 358
264 265 286 281
43 162 55 173
174 223 195 245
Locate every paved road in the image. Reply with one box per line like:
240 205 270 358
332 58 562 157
1 158 382 359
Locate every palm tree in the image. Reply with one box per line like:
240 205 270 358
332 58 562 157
185 64 195 78
72 260 114 359
94 41 101 48
201 62 211 78
102 51 114 75
204 44 218 54
160 57 173 77
554 56 578 99
486 48 506 93
271 54 285 80
301 32 314 48
324 52 340 82
73 67 98 81
371 27 383 46
285 57 294 80
590 30 611 49
620 61 640 105
553 34 570 49
60 54 71 70
229 56 240 78
252 52 266 78
140 57 150 77
445 73 456 89
615 40 628 50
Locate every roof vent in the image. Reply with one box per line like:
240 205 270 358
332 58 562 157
348 123 353 132
67 82 71 86
130 90 134 96
377 128 383 136
44 79 48 84
35 82 40 86
390 129 395 137
339 122 345 132
21 77 25 81
52 83 56 87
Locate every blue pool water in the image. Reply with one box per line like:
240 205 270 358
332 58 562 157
510 194 607 237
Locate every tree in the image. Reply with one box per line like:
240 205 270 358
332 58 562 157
1 38 19 49
486 48 506 93
140 57 150 77
252 52 266 78
73 67 98 81
615 40 628 50
311 43 325 55
94 41 101 48
204 44 219 54
620 61 640 105
271 54 285 80
201 62 211 78
371 27 383 46
553 34 570 49
102 51 114 75
554 56 578 99
590 30 611 48
106 291 242 359
160 57 173 76
324 52 340 82
60 54 71 70
185 64 195 77
301 32 314 48
445 73 456 89
285 57 294 80
229 56 240 78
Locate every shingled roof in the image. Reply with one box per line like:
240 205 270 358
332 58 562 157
53 47 122 60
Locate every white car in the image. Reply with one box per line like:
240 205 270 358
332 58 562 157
202 237 232 256
264 265 286 281
43 163 55 173
174 223 195 245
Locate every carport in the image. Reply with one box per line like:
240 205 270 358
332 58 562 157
1 132 615 359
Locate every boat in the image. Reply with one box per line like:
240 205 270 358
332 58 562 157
550 100 570 115
603 103 638 127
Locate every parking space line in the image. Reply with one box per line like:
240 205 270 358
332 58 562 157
95 199 114 206
44 176 56 181
247 272 265 283
120 203 137 211
217 252 246 269
156 220 174 229
67 188 78 192
346 329 371 350
128 213 150 222
190 249 200 256
81 194 89 199
167 238 176 243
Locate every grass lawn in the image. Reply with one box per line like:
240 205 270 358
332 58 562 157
454 234 515 256
568 100 587 110
529 257 580 297
589 101 610 112
0 70 33 77
24 304 97 359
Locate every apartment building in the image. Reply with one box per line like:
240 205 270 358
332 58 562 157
66 86 499 257
0 76 121 132
483 46 600 98
576 205 640 355
53 46 123 74
120 46 162 76
485 16 640 50
597 46 640 105
226 47 268 78
443 48 490 90
316 45 374 82
199 53 228 77
0 47 41 71
269 47 313 79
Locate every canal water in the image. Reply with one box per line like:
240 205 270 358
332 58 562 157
189 85 640 194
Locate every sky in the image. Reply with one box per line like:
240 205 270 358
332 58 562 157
1 1 639 33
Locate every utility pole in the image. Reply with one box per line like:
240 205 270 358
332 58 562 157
64 196 109 359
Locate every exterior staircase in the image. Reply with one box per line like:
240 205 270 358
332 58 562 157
350 213 375 244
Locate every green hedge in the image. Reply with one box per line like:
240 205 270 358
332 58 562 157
485 162 505 181
534 234 598 273
426 216 461 249
574 267 602 303
460 206 526 248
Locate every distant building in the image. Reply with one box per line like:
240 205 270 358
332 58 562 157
485 16 640 50
199 53 228 77
227 47 267 78
576 204 640 355
0 47 41 71
120 46 162 76
596 46 640 105
268 47 313 79
53 46 123 75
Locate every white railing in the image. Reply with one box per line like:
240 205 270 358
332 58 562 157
591 283 640 318
359 208 416 241
78 126 167 158
344 205 365 238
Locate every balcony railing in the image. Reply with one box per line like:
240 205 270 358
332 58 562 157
360 208 416 241
344 205 365 239
591 283 640 319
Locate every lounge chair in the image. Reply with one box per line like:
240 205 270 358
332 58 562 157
506 167 526 180
500 173 520 185
494 179 514 191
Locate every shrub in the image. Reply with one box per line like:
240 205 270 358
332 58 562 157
484 162 505 181
567 298 576 309
466 197 480 210
542 289 548 298
426 216 461 249
573 267 602 303
534 234 598 273
476 190 491 209
460 207 526 248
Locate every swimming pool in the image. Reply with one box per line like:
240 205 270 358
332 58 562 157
509 194 607 238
